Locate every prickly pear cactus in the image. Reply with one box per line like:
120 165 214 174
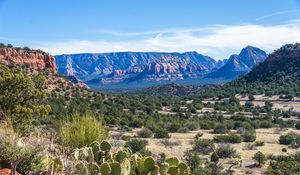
100 140 112 152
178 162 190 175
168 166 179 175
78 147 89 161
166 157 180 167
137 157 145 174
88 147 95 163
159 163 169 175
100 162 111 175
87 162 100 175
144 157 155 173
110 162 122 175
74 161 88 175
115 150 128 162
150 165 160 175
120 157 131 175
48 156 64 175
122 147 133 157
130 154 139 175
53 157 64 174
91 141 101 163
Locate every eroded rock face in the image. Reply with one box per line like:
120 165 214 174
0 47 57 73
55 51 222 84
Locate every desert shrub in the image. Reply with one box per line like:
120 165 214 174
195 132 203 139
178 127 189 133
279 134 295 145
121 135 132 141
214 134 243 143
282 148 287 152
295 122 300 130
187 122 199 130
254 141 264 147
200 120 216 129
241 131 256 142
124 139 151 155
267 154 300 174
154 127 170 138
253 151 266 166
259 120 273 128
184 151 201 172
167 122 181 132
248 94 255 101
224 120 235 130
160 139 181 147
130 118 144 128
193 139 215 154
59 112 108 148
213 123 228 134
216 144 238 158
137 128 153 138
0 135 46 174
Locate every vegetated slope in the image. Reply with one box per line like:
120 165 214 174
207 46 268 80
199 43 300 98
133 82 221 97
231 43 300 96
55 51 223 85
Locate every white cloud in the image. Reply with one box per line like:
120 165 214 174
32 20 300 60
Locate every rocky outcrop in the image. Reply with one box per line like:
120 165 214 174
0 47 57 73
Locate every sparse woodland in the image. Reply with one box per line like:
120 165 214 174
0 43 300 174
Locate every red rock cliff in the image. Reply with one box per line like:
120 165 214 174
0 47 57 73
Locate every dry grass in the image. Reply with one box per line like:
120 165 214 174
111 127 300 174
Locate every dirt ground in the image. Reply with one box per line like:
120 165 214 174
110 127 300 175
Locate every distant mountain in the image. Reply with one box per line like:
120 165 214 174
55 52 223 85
222 43 300 97
206 46 268 79
239 43 300 83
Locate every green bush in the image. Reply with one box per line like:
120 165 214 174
259 120 273 128
213 124 228 134
59 112 108 148
254 141 264 147
253 151 266 166
193 139 215 154
0 136 46 174
279 134 295 145
137 128 153 138
200 120 216 129
216 144 238 158
187 122 199 130
241 131 256 142
295 122 300 130
214 134 243 143
154 127 170 138
124 139 150 156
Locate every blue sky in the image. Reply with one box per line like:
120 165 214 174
1 0 300 59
